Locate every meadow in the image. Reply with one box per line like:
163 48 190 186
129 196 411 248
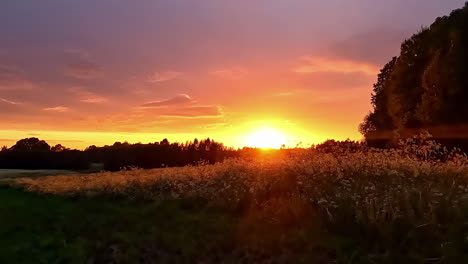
2 136 468 263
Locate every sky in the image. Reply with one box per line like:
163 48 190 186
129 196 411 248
0 0 465 149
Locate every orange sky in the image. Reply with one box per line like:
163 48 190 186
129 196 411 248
0 1 465 149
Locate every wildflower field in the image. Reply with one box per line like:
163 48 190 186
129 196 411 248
3 137 468 263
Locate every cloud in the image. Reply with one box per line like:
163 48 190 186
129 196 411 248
211 68 247 80
63 49 102 79
49 139 85 143
160 106 222 117
141 94 193 107
0 65 35 90
43 106 70 112
68 87 108 103
273 92 295 97
138 95 222 118
294 56 380 75
0 97 21 105
147 71 183 82
0 96 28 115
202 122 230 130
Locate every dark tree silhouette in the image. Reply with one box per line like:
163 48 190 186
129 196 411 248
10 138 50 152
0 137 236 171
361 2 468 150
360 57 398 147
51 144 69 152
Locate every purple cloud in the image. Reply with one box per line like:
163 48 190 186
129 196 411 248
147 71 183 83
141 94 193 107
160 106 222 117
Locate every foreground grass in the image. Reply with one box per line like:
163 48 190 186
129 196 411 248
0 186 237 263
6 138 468 263
0 186 333 264
2 184 468 264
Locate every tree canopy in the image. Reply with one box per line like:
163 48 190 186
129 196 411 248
10 138 51 152
361 3 468 149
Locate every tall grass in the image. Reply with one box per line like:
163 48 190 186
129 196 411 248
13 136 468 262
16 136 468 224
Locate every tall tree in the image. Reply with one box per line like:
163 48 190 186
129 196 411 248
361 3 468 149
10 138 51 152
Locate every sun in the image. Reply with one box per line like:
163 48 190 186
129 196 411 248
245 128 287 149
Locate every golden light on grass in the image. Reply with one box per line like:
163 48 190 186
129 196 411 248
245 128 286 149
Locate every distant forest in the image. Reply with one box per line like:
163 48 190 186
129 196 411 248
0 137 238 171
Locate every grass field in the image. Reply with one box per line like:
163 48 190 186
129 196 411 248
0 186 241 264
3 139 468 263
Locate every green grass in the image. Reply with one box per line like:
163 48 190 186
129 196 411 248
2 185 468 263
0 186 332 263
0 186 237 263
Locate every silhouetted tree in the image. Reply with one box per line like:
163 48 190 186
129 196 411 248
51 144 69 152
10 138 50 152
361 3 468 150
360 57 398 147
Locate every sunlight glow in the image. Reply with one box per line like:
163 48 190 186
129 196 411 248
245 128 287 149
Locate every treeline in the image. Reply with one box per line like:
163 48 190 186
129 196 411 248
0 137 237 171
360 3 468 151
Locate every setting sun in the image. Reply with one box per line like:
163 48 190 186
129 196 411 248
2 1 468 262
245 128 287 149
